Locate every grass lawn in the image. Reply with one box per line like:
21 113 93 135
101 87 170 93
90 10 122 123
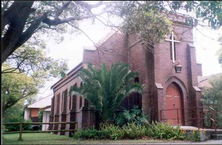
2 133 191 144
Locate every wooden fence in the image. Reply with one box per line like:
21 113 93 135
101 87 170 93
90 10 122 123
2 122 78 141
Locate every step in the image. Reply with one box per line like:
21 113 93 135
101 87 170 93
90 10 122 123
211 134 222 140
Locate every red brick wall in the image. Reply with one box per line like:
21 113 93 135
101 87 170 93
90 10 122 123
83 32 129 68
196 63 202 76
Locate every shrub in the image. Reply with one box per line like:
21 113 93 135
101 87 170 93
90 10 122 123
73 127 106 139
184 130 201 142
38 110 43 122
73 122 185 140
100 123 124 140
115 106 149 126
3 116 32 131
193 130 201 142
146 122 184 140
121 123 147 139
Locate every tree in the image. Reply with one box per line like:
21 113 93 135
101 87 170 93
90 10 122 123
219 48 222 66
202 74 222 110
4 100 25 120
201 74 222 127
69 63 144 122
1 64 41 117
217 35 222 66
3 100 33 131
1 1 107 64
2 40 68 81
1 1 222 64
1 28 68 118
1 19 68 118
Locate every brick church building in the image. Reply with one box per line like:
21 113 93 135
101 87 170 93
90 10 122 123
49 13 203 136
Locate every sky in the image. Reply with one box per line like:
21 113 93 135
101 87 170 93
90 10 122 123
36 8 222 100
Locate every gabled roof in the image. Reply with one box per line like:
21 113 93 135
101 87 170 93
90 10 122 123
28 94 53 109
198 73 222 88
51 62 83 90
83 29 120 51
51 29 120 90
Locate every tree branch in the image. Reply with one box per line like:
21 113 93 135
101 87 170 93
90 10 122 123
195 27 217 41
68 23 103 62
75 1 103 10
55 1 72 19
1 1 10 14
1 1 34 64
67 22 101 62
2 53 28 74
14 14 47 49
42 11 108 26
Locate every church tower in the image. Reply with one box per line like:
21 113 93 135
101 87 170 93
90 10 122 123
129 13 203 126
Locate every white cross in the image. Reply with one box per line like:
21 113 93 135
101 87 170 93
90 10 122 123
165 31 180 63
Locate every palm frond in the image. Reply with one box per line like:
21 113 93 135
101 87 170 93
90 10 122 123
69 63 144 122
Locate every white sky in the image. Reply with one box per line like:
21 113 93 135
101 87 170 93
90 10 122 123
36 7 222 99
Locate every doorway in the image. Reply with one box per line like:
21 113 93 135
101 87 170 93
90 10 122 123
166 82 184 125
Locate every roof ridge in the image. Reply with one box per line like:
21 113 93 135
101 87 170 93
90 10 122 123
198 73 222 84
28 94 53 107
84 29 120 51
51 62 83 89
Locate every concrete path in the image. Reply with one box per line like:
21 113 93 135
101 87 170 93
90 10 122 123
198 139 222 144
81 140 222 145
174 126 222 132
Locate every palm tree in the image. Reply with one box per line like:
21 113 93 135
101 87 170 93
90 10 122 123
69 63 144 122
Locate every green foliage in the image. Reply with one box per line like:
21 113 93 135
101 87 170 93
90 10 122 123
115 106 149 126
38 110 44 122
4 100 25 118
1 64 40 114
193 130 201 142
202 74 222 110
169 1 222 29
3 101 33 131
73 122 185 140
106 1 172 48
121 123 147 139
69 63 144 122
3 41 69 80
2 1 221 66
218 48 222 66
3 117 32 132
218 35 222 66
73 127 102 139
184 130 201 142
122 7 172 45
201 74 222 128
100 123 124 140
147 122 184 140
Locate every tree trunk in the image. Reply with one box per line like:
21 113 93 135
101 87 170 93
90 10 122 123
1 1 34 65
2 108 6 119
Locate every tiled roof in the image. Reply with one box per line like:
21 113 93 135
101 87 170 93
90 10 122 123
198 73 222 88
28 94 53 108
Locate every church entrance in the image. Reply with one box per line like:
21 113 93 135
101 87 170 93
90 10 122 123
166 83 184 125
